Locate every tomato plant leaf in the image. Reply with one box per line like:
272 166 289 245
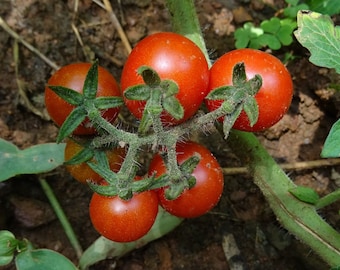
163 96 184 120
47 86 84 106
321 118 340 158
294 11 340 73
0 139 65 181
289 186 319 204
308 0 340 16
138 66 161 87
15 249 77 270
83 60 99 99
93 96 124 109
124 84 151 101
57 106 87 143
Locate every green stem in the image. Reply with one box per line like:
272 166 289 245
315 189 340 210
228 131 340 266
38 178 83 259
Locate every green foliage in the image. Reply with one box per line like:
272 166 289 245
289 186 319 204
234 0 340 50
294 11 340 73
0 139 65 181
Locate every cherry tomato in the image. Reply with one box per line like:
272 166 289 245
205 49 293 131
89 188 159 242
64 139 125 184
148 141 224 218
45 63 121 135
121 32 209 125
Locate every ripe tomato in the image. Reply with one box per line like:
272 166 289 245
148 141 224 218
205 49 293 132
89 189 159 242
64 139 125 184
45 63 121 135
121 32 209 125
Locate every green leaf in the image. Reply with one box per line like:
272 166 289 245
57 106 87 143
321 119 340 158
258 34 281 50
47 86 83 106
243 97 259 127
289 186 319 204
261 17 281 34
0 230 17 257
284 4 309 19
64 145 94 165
0 139 65 181
87 161 118 186
308 0 340 16
294 11 340 73
15 249 77 270
234 28 250 48
163 96 184 120
277 25 294 46
93 96 123 109
124 85 151 101
83 60 99 99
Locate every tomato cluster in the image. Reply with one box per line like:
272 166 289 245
44 32 293 243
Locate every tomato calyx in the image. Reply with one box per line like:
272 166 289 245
205 62 262 137
124 66 184 134
47 60 124 142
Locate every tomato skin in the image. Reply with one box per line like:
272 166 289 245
64 139 125 184
89 190 159 242
121 32 209 125
205 49 293 132
45 63 121 135
148 141 224 218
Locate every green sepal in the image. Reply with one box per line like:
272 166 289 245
87 161 118 185
164 181 185 200
223 105 243 138
47 86 83 106
93 150 110 169
161 79 179 98
243 97 259 127
87 181 119 197
248 75 262 96
64 145 94 165
131 176 155 193
232 63 247 85
179 155 200 174
93 96 124 109
289 186 320 204
83 60 99 99
205 85 237 101
124 84 151 101
163 96 184 120
138 105 154 134
138 66 161 87
149 174 171 190
56 106 87 143
0 230 17 257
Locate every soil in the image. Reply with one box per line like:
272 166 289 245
1 0 340 269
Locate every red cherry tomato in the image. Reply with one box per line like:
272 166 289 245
89 188 159 242
205 49 293 131
64 139 125 184
148 141 224 218
121 32 209 125
45 63 121 135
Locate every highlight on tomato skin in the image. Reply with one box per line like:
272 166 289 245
148 141 224 218
89 188 159 243
205 48 294 132
120 32 210 126
45 62 121 135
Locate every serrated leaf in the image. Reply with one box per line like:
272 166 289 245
83 60 99 99
294 11 340 73
47 86 84 106
124 84 151 101
243 97 259 127
93 96 123 109
261 17 281 34
163 96 184 120
15 249 77 270
321 119 340 158
289 186 319 204
0 139 65 181
57 106 87 142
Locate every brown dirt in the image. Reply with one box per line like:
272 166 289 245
1 1 340 269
